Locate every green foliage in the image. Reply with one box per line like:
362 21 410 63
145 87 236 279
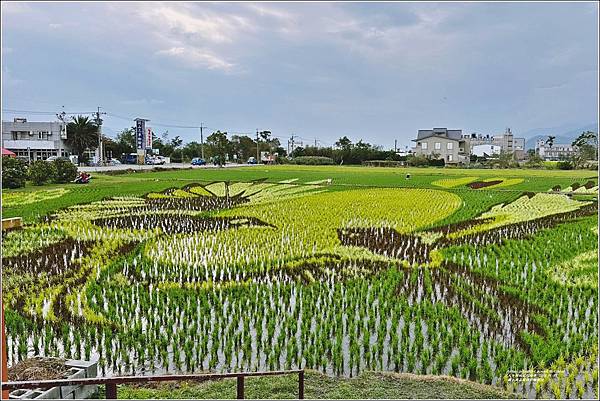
557 160 574 170
28 160 56 186
65 115 98 163
53 159 78 183
293 156 335 165
206 131 231 165
2 156 28 188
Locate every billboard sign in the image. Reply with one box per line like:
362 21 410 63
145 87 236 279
146 127 153 149
135 119 146 150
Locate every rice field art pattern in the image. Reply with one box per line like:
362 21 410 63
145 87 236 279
2 179 599 399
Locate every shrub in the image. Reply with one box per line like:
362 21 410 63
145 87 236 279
170 150 183 163
53 159 78 183
2 157 28 188
557 160 574 170
29 160 56 185
292 156 335 165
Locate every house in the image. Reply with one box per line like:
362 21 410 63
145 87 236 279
535 140 577 161
412 128 470 164
1 118 72 162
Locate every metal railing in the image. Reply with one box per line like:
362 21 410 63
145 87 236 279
2 369 305 399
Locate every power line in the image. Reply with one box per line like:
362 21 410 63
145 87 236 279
2 108 335 149
2 108 98 115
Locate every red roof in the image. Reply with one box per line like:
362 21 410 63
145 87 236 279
1 148 16 157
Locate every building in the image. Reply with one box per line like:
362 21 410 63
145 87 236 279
1 118 71 161
466 128 526 159
471 144 502 158
535 140 577 161
412 128 470 164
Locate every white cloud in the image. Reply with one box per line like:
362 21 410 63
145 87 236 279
137 3 253 44
155 46 234 71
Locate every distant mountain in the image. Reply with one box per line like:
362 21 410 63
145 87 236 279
523 123 598 149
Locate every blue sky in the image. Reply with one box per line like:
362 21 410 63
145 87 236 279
1 1 598 148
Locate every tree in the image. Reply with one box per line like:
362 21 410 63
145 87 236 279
53 159 78 183
182 141 203 161
2 157 28 188
571 131 598 168
29 160 56 185
493 150 516 169
335 136 353 150
65 116 99 164
545 135 556 148
116 128 136 155
231 135 257 162
206 131 231 166
525 152 544 168
170 136 183 149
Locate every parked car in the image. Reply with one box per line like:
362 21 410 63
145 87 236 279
107 158 122 166
122 153 138 164
145 155 165 165
191 157 206 166
46 156 74 163
247 157 258 164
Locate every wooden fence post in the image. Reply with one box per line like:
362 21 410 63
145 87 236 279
105 383 117 399
298 370 304 399
236 375 244 399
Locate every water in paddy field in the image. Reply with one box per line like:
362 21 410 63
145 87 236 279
4 184 599 400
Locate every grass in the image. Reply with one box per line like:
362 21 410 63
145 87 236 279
108 370 515 399
2 165 596 222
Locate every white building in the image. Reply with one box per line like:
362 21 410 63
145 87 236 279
535 140 578 161
471 144 502 157
465 128 526 159
1 118 72 161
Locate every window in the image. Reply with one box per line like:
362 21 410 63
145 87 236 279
435 142 441 150
448 155 453 162
421 142 428 150
447 142 453 150
38 131 49 139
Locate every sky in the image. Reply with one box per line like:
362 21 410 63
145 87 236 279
1 1 598 149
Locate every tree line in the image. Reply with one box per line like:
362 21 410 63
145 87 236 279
103 128 286 164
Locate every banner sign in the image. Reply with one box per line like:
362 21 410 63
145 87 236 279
146 127 153 149
135 119 146 150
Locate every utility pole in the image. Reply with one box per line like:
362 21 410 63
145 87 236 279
256 129 260 162
394 139 397 153
56 106 67 158
314 138 317 147
290 134 295 157
200 123 205 159
94 107 107 166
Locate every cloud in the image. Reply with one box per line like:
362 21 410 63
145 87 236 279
155 46 234 71
136 3 254 44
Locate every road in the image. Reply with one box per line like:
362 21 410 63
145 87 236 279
79 163 258 173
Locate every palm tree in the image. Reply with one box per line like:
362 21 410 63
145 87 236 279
65 115 98 164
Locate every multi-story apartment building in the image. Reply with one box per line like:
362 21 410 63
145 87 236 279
535 140 578 161
465 128 526 159
412 128 470 164
1 118 72 161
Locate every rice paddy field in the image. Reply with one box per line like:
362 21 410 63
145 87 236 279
1 165 599 399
